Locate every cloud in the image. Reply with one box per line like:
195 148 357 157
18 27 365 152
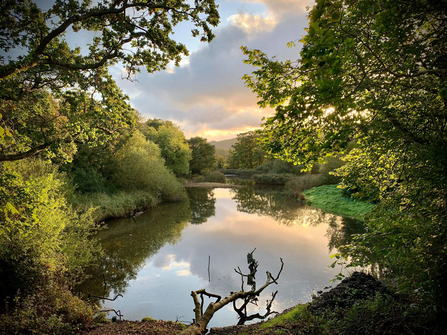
227 13 277 35
237 0 314 19
113 1 310 141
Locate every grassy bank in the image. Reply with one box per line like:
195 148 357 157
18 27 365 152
71 190 159 223
302 184 374 219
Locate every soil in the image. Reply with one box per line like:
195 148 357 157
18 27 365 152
80 319 186 335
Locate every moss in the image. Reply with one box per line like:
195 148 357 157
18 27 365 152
303 185 374 219
259 305 307 329
141 316 157 322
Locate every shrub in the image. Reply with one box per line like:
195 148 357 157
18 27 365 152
256 159 304 175
285 174 324 193
0 158 101 335
319 156 345 185
112 131 187 203
253 173 295 185
195 171 226 183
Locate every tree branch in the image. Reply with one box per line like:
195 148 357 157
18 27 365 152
180 255 284 335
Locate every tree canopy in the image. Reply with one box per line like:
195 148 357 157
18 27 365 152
187 136 216 175
228 131 266 169
140 118 192 177
0 0 219 163
243 0 447 308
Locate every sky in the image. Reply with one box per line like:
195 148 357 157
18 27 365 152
109 0 314 141
29 0 314 142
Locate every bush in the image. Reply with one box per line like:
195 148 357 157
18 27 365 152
0 158 97 334
285 174 324 193
194 171 226 183
0 277 93 334
112 131 187 203
256 159 304 175
319 156 345 185
253 173 296 185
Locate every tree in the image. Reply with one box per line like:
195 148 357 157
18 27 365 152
227 131 266 169
112 130 186 202
140 119 192 177
187 136 216 175
0 0 219 162
180 250 283 335
242 0 447 308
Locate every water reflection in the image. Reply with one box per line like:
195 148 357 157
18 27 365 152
230 185 301 226
77 186 363 327
186 188 216 224
76 201 192 301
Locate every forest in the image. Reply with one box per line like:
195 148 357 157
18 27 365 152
1 0 446 334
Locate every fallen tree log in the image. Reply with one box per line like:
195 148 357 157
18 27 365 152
179 252 284 335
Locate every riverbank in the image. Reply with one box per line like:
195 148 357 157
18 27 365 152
303 184 374 219
184 181 246 188
80 271 443 334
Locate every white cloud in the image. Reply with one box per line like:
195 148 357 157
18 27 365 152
113 1 310 141
237 0 314 19
228 13 277 34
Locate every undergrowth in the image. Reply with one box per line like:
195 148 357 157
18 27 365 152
71 190 158 222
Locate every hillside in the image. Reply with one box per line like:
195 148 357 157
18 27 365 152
209 138 237 150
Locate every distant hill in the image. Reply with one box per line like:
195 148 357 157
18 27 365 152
209 138 237 150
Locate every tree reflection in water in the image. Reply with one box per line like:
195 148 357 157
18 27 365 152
187 188 216 224
75 201 192 303
230 183 366 256
76 184 365 321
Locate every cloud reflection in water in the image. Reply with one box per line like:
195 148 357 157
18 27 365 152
78 187 360 327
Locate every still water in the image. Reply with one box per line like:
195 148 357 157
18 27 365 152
77 186 362 328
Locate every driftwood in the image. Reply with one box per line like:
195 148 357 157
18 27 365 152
179 250 284 335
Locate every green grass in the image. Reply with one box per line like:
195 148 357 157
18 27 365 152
259 305 307 330
303 185 374 219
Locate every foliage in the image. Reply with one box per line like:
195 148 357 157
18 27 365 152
194 171 226 183
0 158 99 331
256 159 304 175
112 131 186 202
1 0 219 163
0 67 137 163
0 279 95 334
187 137 216 175
285 174 324 193
227 131 267 169
140 119 192 177
242 0 447 308
252 173 295 185
0 0 218 79
319 156 344 185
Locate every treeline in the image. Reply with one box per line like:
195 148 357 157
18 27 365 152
66 118 218 222
0 110 219 333
219 130 344 195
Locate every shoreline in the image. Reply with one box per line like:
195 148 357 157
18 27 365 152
184 181 246 188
